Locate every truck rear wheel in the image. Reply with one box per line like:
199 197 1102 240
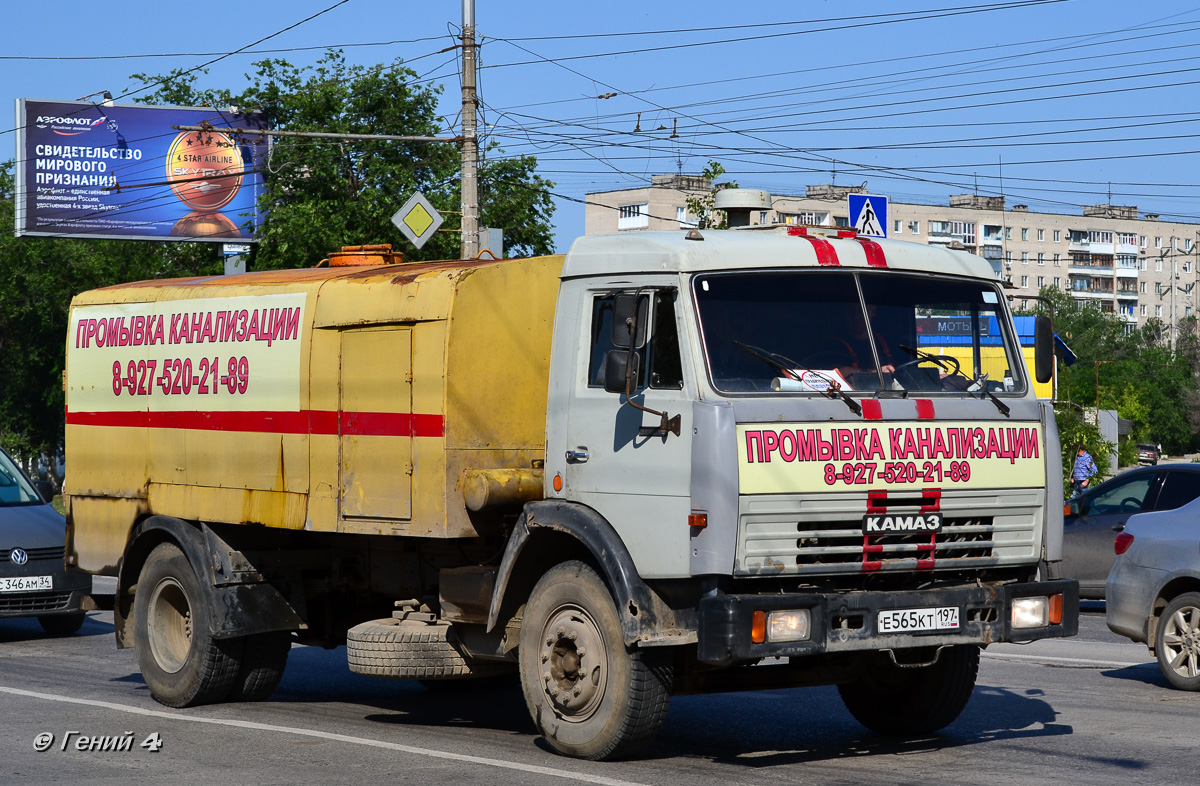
518 561 672 761
837 645 979 736
133 542 243 708
228 631 291 701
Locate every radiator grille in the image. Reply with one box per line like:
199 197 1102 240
0 591 73 613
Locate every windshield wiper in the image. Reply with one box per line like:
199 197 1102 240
732 341 862 416
967 374 1011 417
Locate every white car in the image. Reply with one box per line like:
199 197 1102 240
1107 494 1200 690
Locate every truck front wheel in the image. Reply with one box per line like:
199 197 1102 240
518 561 672 761
133 542 243 708
837 645 979 735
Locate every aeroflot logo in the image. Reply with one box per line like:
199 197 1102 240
35 115 107 136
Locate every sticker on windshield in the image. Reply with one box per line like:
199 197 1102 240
772 369 853 392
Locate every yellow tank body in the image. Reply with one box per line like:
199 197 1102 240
64 255 564 574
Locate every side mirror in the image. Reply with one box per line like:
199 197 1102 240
1034 315 1054 385
603 349 640 394
610 294 649 349
34 480 55 504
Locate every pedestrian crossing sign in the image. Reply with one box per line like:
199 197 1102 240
848 194 888 238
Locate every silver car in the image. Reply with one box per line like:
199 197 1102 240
0 447 91 635
1107 494 1200 690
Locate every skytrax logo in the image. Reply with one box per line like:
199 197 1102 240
35 115 107 136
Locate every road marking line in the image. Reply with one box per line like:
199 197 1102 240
0 685 647 786
983 652 1147 669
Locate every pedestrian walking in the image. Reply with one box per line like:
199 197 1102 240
1072 444 1098 497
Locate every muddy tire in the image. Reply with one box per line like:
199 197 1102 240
228 631 291 701
518 561 672 761
133 543 243 708
347 618 509 680
38 612 85 636
838 645 979 736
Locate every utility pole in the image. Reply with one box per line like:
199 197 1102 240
460 0 479 260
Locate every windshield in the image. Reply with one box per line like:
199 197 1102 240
694 270 1024 395
0 449 43 507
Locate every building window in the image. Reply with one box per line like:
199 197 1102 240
1020 275 1029 287
759 211 768 225
1141 259 1147 271
1054 230 1061 242
1021 299 1029 310
1037 228 1044 241
677 206 698 228
834 216 849 227
1053 277 1061 287
1156 305 1163 317
1037 276 1045 287
1005 251 1012 264
618 203 649 230
1188 307 1194 317
1188 239 1194 252
1140 282 1146 293
1140 235 1147 248
1156 259 1163 272
1037 253 1045 265
1156 237 1163 249
1021 228 1029 241
1005 227 1012 240
1053 253 1060 265
1186 261 1193 274
894 220 903 233
1021 252 1029 264
908 221 920 234
1140 305 1147 317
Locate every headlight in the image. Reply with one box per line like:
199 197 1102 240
767 610 811 642
1012 597 1049 629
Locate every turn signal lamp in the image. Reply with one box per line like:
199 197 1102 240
1048 594 1063 625
1115 532 1135 555
688 513 708 529
751 610 766 643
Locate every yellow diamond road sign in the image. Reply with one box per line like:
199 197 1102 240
392 191 443 249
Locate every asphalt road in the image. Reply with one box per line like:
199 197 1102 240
0 601 1193 786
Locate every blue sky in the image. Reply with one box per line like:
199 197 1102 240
6 1 1200 253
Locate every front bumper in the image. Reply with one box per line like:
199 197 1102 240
697 579 1079 665
0 571 90 620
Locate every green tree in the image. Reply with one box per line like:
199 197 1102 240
684 161 738 230
1023 286 1200 455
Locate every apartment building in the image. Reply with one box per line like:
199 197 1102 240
585 176 1200 333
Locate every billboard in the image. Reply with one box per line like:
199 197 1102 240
15 99 268 242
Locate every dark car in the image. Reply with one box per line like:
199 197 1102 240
0 447 91 634
1136 443 1160 466
1060 464 1200 599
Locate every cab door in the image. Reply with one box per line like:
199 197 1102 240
560 282 694 578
